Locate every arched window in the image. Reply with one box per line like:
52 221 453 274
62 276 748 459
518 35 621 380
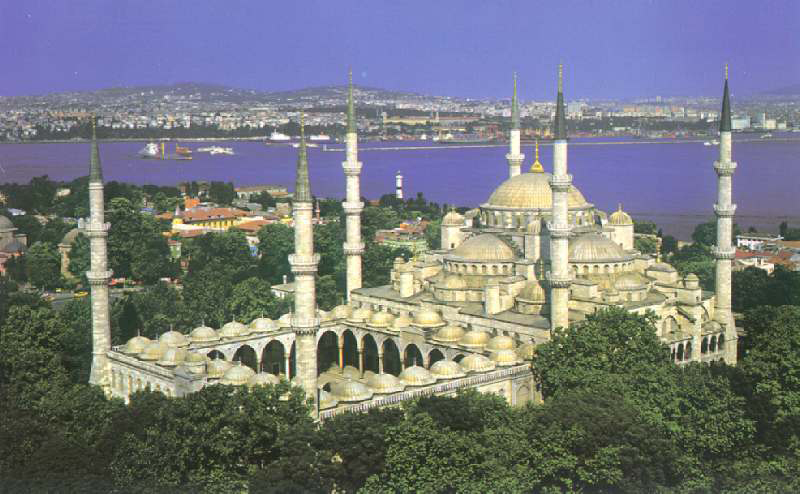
718 334 725 351
677 343 684 361
492 265 498 275
710 335 717 352
701 337 708 354
685 342 692 360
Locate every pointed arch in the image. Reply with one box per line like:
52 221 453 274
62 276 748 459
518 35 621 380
261 340 286 376
382 339 402 376
362 334 380 374
233 345 258 371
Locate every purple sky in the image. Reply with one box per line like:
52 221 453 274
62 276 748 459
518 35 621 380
2 0 798 99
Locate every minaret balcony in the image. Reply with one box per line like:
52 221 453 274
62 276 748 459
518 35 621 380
86 270 113 284
343 242 365 255
289 254 320 274
546 222 572 238
505 153 525 163
713 204 737 217
546 271 572 288
713 160 737 176
548 174 573 191
711 246 736 260
342 161 363 174
292 315 320 333
342 201 364 213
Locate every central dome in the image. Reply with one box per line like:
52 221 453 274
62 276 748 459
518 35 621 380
449 234 515 262
486 172 589 210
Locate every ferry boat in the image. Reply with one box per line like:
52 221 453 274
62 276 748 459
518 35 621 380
175 144 193 160
292 142 319 148
139 142 161 159
269 131 291 142
760 133 773 139
309 134 330 142
209 147 234 155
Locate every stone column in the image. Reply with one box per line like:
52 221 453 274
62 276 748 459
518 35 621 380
338 338 345 371
284 354 291 378
378 351 384 374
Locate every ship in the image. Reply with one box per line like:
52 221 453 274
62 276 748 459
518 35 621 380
436 133 494 145
209 147 234 155
175 143 193 160
292 142 318 148
268 131 291 142
139 142 161 159
309 134 330 142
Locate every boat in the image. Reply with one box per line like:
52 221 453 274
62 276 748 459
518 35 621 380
139 142 161 159
309 134 330 142
704 141 712 146
175 143 193 160
269 131 291 142
760 133 773 139
437 133 494 145
209 147 234 155
292 142 318 148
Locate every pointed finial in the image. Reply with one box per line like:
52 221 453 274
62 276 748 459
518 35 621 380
554 64 567 139
347 68 356 133
530 139 544 173
618 203 623 212
89 114 103 182
720 65 731 132
511 72 520 130
295 112 311 202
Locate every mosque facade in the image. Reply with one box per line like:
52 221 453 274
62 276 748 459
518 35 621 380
87 68 738 417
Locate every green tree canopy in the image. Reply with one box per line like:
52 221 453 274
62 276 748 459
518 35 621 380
25 241 62 290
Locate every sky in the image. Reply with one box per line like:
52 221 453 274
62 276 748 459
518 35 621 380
1 0 798 100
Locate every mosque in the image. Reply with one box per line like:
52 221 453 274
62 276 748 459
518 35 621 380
85 67 739 417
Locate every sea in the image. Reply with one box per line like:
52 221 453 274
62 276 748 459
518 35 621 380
1 135 799 241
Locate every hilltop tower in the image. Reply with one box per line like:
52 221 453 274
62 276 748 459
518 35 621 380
505 73 525 178
395 170 404 200
548 65 572 331
290 114 320 402
713 66 738 364
342 68 364 301
86 118 112 390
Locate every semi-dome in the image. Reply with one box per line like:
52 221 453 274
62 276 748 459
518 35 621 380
331 305 352 320
139 341 169 361
490 348 519 366
190 325 220 343
391 314 412 331
368 311 395 328
342 365 362 380
441 274 466 289
158 347 187 367
432 324 465 343
487 335 515 352
486 172 589 210
399 365 436 386
121 335 151 355
250 317 277 333
0 216 14 231
430 360 466 380
319 389 339 410
518 280 546 301
348 306 373 323
614 272 649 291
248 372 281 387
459 329 490 348
366 373 405 394
206 358 233 379
517 342 537 361
459 354 496 372
159 330 190 348
413 308 445 328
569 233 630 263
331 378 374 403
219 363 256 386
609 205 633 225
449 234 515 262
220 320 248 339
647 262 677 273
442 210 464 226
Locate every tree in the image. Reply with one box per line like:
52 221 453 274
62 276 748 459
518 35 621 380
67 233 90 284
633 220 658 235
184 230 255 283
208 181 236 205
25 241 62 290
634 235 658 254
424 219 441 250
669 243 715 291
661 235 678 256
105 197 173 281
258 224 294 285
691 220 742 246
732 267 770 312
362 243 411 288
250 191 276 209
361 207 400 245
316 275 341 310
227 277 291 322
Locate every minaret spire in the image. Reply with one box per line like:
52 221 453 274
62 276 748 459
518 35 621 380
554 64 567 139
505 72 525 178
295 113 311 202
86 115 112 391
342 68 365 300
712 65 738 364
530 139 544 173
347 67 356 134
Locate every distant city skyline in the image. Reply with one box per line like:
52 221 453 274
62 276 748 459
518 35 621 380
2 0 798 99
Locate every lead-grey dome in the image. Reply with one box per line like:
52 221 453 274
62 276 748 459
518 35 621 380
569 233 631 263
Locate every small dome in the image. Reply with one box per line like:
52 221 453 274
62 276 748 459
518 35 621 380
459 354 496 373
449 234 515 262
206 358 233 379
121 335 151 355
248 372 281 387
331 305 353 320
0 215 13 231
220 363 256 386
61 228 81 246
486 335 515 352
250 317 277 333
342 365 362 380
609 206 633 226
159 330 190 348
318 310 331 322
490 348 519 366
442 210 464 226
368 311 395 328
614 272 648 291
190 325 220 343
517 343 537 361
391 314 412 331
647 262 677 273
158 347 187 367
413 309 445 328
685 273 699 280
432 324 465 343
220 320 248 339
139 341 169 361
430 360 466 379
182 352 208 374
518 281 546 301
399 365 436 387
278 313 292 327
366 373 405 394
459 329 490 349
319 389 339 410
441 274 467 289
569 233 630 263
486 172 589 210
348 306 373 323
331 378 374 403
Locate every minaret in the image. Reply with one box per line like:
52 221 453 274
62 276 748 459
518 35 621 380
505 73 525 178
86 117 112 389
713 65 738 364
342 68 364 300
290 113 320 403
548 64 572 331
395 170 404 199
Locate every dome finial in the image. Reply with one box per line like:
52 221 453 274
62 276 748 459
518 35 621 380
530 139 544 173
725 63 728 81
